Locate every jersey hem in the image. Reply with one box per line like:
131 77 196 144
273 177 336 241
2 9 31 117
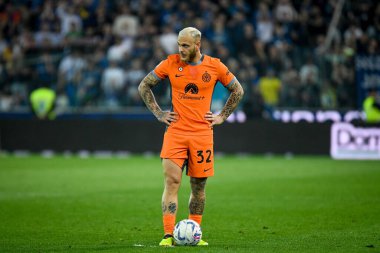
165 129 213 136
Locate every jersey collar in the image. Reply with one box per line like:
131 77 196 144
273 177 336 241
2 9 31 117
187 54 204 66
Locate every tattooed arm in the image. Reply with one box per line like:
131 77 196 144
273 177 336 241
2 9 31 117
205 79 244 126
138 72 178 126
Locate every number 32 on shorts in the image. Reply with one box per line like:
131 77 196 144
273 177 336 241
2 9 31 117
196 150 212 163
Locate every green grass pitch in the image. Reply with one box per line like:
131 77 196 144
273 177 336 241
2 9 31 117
0 155 379 252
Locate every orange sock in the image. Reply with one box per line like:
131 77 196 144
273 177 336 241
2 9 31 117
163 214 176 235
188 214 202 225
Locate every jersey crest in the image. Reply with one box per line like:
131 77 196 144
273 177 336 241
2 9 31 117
202 71 211 82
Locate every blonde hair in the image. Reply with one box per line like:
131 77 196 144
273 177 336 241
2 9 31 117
178 27 201 42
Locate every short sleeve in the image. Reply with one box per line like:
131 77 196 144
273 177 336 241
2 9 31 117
153 59 170 80
217 60 236 88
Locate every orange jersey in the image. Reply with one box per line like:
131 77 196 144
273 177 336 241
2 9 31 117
153 54 235 135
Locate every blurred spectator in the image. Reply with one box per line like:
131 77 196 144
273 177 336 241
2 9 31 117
243 84 264 119
57 5 83 37
237 23 256 56
112 4 138 38
352 1 373 31
93 46 108 69
65 21 83 41
241 61 264 119
344 23 363 42
17 28 36 50
0 34 8 59
107 36 132 62
159 26 177 55
39 0 58 28
132 36 153 58
320 82 337 109
367 38 379 55
332 62 355 108
266 44 285 75
77 59 101 107
125 58 145 106
139 13 159 37
34 22 62 47
58 50 87 106
256 8 274 44
227 11 247 56
55 86 69 115
209 14 229 46
98 23 114 49
29 86 56 120
0 87 14 111
299 62 321 109
7 61 30 109
274 0 298 24
35 52 57 88
258 68 282 119
279 61 300 107
101 60 125 108
307 6 327 45
299 57 319 85
272 24 291 54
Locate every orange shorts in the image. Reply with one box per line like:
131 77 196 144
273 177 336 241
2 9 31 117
160 131 214 178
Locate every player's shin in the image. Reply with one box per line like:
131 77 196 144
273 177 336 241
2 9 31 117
189 177 207 225
188 192 205 225
162 191 178 235
161 159 182 236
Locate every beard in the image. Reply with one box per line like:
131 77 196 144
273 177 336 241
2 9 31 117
187 47 197 62
181 46 197 62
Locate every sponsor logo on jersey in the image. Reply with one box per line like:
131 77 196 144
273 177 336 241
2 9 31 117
178 83 205 100
184 83 199 94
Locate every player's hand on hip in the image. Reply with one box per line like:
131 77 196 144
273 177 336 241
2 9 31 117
205 111 224 127
157 111 178 126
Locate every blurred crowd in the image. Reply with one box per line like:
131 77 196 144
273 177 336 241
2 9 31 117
0 0 379 118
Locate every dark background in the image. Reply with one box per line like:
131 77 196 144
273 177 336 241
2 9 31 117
0 120 330 155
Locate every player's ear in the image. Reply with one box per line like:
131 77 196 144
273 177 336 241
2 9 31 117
196 41 201 51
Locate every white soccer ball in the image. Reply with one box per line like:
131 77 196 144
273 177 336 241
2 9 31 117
173 219 202 246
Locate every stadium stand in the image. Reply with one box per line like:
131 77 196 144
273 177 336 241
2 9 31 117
0 0 379 119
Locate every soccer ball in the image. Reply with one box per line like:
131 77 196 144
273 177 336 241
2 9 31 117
173 219 202 246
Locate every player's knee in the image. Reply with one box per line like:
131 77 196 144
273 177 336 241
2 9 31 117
190 177 207 190
165 174 181 188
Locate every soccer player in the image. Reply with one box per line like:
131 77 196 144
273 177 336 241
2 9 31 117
138 27 244 246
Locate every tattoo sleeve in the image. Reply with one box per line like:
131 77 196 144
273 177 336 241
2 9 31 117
219 80 244 121
138 73 165 120
189 178 207 215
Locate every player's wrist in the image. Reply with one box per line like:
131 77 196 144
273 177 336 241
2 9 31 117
217 114 227 122
155 110 165 121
